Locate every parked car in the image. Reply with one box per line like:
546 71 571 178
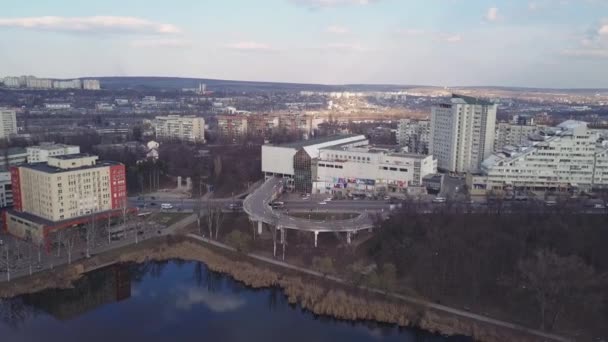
432 197 447 203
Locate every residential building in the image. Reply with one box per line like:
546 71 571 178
2 76 21 88
83 79 101 90
494 120 545 152
217 115 248 139
396 119 430 154
26 77 53 89
0 147 27 169
27 143 80 163
5 154 127 246
469 120 608 194
279 114 314 139
313 145 436 195
262 135 368 192
44 103 72 110
247 114 279 139
154 115 205 143
53 79 82 89
0 108 17 139
430 94 497 173
0 171 13 208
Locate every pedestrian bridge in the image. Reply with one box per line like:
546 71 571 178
243 177 375 246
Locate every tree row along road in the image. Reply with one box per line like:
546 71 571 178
186 233 571 342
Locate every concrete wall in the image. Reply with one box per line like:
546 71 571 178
261 145 296 176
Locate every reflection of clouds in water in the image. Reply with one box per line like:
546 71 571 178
174 287 246 313
130 287 141 298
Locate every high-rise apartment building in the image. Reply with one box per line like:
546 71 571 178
83 79 101 90
396 119 430 154
154 115 205 143
0 108 17 140
430 94 497 173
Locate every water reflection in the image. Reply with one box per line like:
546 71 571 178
0 261 471 342
22 265 131 320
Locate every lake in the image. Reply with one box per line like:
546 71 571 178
0 260 471 342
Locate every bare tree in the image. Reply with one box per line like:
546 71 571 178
64 228 77 265
206 202 214 238
518 249 603 331
2 243 10 281
85 213 96 258
213 207 224 240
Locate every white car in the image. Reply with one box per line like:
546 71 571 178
160 203 174 210
432 197 447 203
319 201 327 205
325 198 332 202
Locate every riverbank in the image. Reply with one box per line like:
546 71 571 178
0 235 568 342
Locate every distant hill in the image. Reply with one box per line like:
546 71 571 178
94 77 420 93
91 76 608 94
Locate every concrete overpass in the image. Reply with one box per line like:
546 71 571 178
243 177 376 247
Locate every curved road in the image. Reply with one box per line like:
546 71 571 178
243 178 375 233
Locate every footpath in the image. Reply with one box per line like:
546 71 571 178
187 233 571 342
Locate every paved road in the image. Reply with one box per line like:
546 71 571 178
243 178 375 233
187 233 571 342
0 214 197 283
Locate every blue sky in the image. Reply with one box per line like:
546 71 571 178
0 0 607 88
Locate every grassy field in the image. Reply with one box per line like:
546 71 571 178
149 212 191 226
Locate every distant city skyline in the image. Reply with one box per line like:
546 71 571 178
1 0 608 88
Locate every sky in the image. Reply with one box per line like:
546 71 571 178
0 0 608 88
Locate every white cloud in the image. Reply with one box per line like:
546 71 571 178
0 16 181 35
290 0 380 9
326 25 350 34
600 24 608 35
485 7 499 21
175 287 246 313
225 41 277 51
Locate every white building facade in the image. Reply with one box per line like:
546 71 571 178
262 135 368 192
470 120 608 194
27 143 80 163
313 146 436 195
154 115 205 143
0 108 17 139
430 94 497 173
494 121 545 152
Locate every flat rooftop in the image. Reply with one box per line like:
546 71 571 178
451 94 494 106
21 160 121 174
276 134 364 149
50 153 94 160
28 144 77 151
